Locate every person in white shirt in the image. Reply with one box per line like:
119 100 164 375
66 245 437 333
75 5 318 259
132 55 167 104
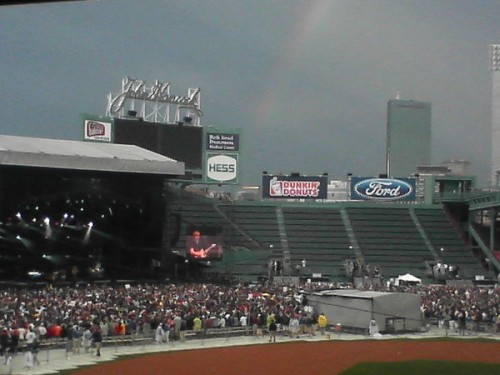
24 327 37 370
289 316 300 338
25 327 36 346
82 328 92 353
155 324 164 344
240 315 248 328
37 324 47 341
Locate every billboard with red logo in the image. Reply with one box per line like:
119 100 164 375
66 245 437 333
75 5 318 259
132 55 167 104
262 175 328 199
84 119 112 142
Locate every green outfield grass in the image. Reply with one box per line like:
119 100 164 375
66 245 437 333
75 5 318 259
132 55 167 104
339 360 500 375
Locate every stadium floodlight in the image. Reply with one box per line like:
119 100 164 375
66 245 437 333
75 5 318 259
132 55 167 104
83 222 93 243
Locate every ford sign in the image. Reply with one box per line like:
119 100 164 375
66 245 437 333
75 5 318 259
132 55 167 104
352 178 415 201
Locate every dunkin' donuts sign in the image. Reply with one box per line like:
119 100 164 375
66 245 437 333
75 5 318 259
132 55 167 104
350 177 416 201
262 175 328 199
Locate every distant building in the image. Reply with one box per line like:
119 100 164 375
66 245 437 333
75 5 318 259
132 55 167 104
386 99 432 178
440 159 470 176
490 45 500 186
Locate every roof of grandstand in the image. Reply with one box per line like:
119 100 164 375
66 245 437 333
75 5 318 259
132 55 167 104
0 134 184 175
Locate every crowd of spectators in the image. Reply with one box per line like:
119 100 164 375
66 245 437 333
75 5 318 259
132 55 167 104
0 279 498 354
419 284 500 331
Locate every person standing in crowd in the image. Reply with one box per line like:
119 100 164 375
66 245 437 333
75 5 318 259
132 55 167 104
31 335 40 367
443 311 451 337
24 326 37 370
179 316 187 342
317 313 328 335
162 321 171 343
289 315 300 338
82 326 93 353
0 328 9 357
9 326 19 355
266 313 275 331
193 315 203 337
155 323 164 344
72 325 82 354
25 326 37 351
174 313 182 340
268 319 277 343
458 310 467 336
92 327 103 357
239 313 248 332
305 314 316 337
65 324 73 358
37 323 47 342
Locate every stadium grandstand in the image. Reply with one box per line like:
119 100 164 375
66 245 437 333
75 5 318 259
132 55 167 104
1 130 498 288
169 188 499 285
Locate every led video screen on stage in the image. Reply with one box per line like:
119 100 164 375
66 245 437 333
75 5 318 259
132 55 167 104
113 119 203 170
185 225 223 261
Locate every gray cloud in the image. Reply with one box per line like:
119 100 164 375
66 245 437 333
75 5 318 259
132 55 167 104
0 0 497 185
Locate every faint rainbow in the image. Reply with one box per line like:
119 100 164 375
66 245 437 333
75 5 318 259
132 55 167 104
256 1 334 123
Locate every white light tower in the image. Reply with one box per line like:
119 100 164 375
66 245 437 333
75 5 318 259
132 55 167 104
490 44 500 187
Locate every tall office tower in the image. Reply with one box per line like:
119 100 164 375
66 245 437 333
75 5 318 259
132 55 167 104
490 45 500 186
386 99 432 177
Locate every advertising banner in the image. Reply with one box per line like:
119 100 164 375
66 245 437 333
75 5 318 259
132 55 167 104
206 153 238 183
84 119 112 142
350 177 416 201
262 175 328 199
206 132 239 152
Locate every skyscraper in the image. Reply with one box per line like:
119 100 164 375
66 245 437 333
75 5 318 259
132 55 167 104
490 44 500 186
386 99 432 177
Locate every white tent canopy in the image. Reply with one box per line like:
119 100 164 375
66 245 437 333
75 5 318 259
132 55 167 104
396 273 422 284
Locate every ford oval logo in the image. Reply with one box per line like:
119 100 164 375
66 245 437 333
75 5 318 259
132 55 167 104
353 179 413 200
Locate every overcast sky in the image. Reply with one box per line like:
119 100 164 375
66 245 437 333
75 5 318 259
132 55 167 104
1 0 499 187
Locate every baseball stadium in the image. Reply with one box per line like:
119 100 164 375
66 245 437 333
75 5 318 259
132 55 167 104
1 2 500 371
0 73 498 374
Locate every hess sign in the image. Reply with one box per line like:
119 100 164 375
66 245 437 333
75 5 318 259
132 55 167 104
206 154 237 182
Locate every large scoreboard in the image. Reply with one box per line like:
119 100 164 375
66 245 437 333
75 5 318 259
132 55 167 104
113 118 203 170
83 116 241 184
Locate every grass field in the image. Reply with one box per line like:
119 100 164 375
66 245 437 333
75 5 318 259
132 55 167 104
340 360 500 375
